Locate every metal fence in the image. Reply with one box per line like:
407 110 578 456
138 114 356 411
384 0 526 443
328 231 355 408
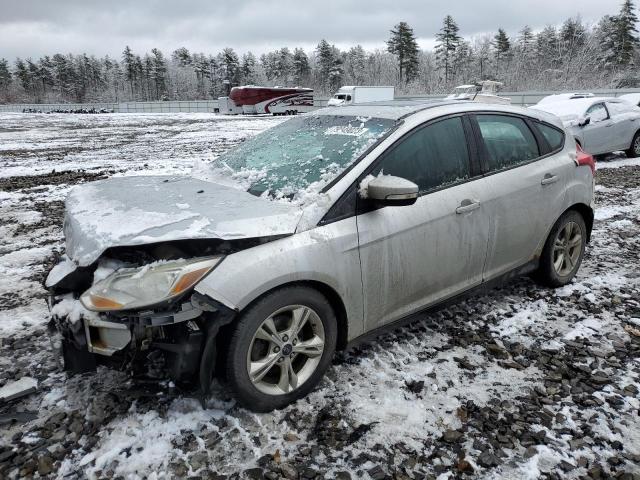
3 88 640 113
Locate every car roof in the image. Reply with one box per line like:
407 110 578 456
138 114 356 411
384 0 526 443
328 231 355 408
315 100 463 120
314 99 561 126
532 97 620 116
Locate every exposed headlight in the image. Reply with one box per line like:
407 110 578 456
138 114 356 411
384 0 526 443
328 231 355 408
80 257 223 312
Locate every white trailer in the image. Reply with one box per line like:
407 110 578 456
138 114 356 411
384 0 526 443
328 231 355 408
327 86 395 106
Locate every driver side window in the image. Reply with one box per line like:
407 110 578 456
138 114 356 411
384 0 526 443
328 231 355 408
370 117 471 194
586 103 609 122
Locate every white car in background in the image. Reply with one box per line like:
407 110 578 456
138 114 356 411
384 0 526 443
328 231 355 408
619 93 640 107
532 97 640 157
536 93 594 105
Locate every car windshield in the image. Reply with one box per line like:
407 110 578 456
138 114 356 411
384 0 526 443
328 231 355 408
207 114 396 200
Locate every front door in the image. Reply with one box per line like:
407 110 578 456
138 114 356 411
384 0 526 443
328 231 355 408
356 116 490 330
582 102 615 154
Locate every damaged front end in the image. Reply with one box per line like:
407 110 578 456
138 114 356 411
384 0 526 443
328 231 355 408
46 244 238 395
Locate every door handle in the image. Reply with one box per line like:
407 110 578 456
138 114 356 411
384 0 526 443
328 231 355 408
605 123 614 127
456 199 480 214
541 173 558 185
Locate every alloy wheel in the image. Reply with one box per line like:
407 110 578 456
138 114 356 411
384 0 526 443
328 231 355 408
552 221 583 276
246 305 325 395
634 135 640 156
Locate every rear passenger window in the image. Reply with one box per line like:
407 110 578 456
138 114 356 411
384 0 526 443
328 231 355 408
476 115 539 171
536 122 565 152
606 101 631 115
371 117 470 193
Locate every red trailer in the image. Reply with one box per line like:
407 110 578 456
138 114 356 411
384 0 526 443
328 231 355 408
218 86 314 115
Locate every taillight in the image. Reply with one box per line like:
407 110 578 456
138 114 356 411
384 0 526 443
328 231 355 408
575 144 596 175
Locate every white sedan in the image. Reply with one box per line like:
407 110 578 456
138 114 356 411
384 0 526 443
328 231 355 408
619 93 640 107
532 97 640 157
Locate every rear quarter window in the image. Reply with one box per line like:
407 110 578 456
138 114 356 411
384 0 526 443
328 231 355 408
535 122 565 152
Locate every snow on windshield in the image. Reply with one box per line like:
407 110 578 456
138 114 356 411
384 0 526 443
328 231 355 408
202 114 396 204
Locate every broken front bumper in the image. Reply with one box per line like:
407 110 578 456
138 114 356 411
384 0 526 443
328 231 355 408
47 293 235 383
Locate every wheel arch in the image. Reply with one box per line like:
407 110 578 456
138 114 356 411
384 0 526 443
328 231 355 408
564 203 594 242
628 129 640 152
214 279 350 353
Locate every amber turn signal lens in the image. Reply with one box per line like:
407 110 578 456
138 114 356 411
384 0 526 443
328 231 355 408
89 295 124 310
170 266 211 295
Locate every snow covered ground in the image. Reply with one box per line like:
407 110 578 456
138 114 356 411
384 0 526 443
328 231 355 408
0 112 639 479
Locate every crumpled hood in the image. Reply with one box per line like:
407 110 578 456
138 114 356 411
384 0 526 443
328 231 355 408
64 175 302 266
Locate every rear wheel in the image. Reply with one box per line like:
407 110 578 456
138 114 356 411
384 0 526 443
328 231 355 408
225 286 337 411
625 131 640 158
534 210 586 287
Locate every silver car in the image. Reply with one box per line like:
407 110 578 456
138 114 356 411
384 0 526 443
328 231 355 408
532 97 640 157
47 101 595 411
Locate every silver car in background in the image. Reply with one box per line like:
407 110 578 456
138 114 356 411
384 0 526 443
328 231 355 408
532 97 640 157
47 100 595 411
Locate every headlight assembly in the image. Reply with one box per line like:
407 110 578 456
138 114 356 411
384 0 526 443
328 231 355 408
80 256 223 312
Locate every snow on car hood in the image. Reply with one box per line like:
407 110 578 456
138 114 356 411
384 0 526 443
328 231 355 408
64 175 302 266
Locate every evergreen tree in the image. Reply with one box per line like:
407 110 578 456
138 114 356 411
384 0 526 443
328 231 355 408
241 52 259 84
276 47 294 84
133 55 144 99
535 26 560 68
122 46 136 96
560 17 586 50
328 46 344 91
172 47 192 67
346 45 367 84
435 16 462 84
316 39 335 91
492 28 511 76
14 59 31 93
259 52 276 81
611 0 639 65
387 21 420 84
0 58 12 93
219 48 240 92
151 48 167 99
292 48 310 85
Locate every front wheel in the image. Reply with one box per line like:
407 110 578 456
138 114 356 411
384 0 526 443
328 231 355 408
225 286 337 411
534 210 587 288
625 130 640 158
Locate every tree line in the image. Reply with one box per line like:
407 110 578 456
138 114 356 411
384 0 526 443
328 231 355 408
0 0 638 104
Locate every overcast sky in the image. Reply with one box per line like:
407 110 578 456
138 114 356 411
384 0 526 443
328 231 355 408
0 0 621 60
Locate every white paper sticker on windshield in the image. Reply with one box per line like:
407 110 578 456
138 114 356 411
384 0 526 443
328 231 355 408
324 126 368 137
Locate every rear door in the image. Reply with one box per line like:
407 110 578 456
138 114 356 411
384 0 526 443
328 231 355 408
606 101 637 150
582 102 615 154
356 115 490 330
470 113 567 280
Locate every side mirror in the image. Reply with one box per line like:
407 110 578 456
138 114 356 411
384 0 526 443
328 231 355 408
578 116 591 127
361 175 419 206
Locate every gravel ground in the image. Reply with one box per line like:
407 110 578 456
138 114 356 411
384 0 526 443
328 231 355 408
0 113 638 480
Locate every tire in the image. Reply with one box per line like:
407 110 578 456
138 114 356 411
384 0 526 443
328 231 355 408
625 130 640 158
225 286 337 411
534 210 587 288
